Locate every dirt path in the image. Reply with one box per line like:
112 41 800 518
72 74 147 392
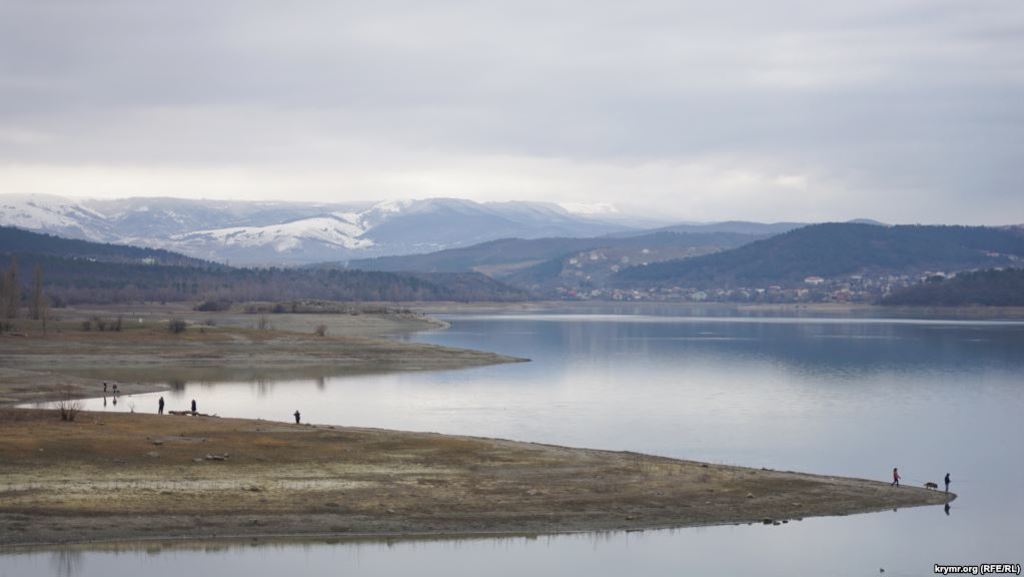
0 409 953 548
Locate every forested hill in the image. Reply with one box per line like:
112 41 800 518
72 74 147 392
2 253 527 304
0 226 211 267
613 223 1024 288
0 227 528 304
881 268 1024 306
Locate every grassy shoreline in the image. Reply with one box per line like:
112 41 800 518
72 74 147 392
0 305 524 406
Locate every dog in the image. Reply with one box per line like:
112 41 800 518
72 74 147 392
924 482 938 490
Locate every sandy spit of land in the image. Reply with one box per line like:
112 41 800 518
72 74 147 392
0 409 952 548
0 304 524 406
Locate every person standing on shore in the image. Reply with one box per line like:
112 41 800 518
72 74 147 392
158 396 165 415
944 472 951 493
294 410 301 424
891 467 900 487
191 399 197 415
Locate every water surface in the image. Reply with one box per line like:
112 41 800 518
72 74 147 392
7 313 1023 576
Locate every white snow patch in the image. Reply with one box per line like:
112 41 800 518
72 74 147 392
173 215 375 252
557 202 620 216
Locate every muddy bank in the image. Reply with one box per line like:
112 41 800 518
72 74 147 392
0 409 952 548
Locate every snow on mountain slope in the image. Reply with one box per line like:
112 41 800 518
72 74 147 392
174 215 373 253
0 194 634 264
559 202 619 216
0 194 111 241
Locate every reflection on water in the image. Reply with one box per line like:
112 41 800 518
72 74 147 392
48 550 82 577
8 313 1024 576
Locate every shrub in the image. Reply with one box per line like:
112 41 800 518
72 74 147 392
314 324 328 337
195 299 232 312
168 319 187 334
56 388 83 422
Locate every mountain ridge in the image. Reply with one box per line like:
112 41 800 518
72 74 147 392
0 195 634 265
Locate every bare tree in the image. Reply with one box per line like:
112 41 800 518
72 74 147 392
256 314 271 330
0 261 6 320
2 256 17 319
40 296 50 336
30 265 44 320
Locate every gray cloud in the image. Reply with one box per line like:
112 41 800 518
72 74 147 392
1 0 1022 223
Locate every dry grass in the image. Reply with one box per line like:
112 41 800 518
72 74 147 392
0 306 524 406
0 409 952 547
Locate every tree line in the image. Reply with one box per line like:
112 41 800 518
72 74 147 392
0 253 526 307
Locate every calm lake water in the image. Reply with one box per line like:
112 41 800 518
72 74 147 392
6 312 1024 576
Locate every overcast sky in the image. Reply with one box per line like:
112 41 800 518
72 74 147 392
1 0 1022 223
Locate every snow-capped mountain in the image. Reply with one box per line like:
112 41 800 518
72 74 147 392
0 194 634 265
0 194 112 242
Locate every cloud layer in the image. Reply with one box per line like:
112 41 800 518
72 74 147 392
1 0 1022 223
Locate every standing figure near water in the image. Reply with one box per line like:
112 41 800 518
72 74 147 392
191 399 197 415
891 467 900 487
944 472 951 493
158 396 165 415
294 410 301 424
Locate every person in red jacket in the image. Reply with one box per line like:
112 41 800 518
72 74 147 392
891 467 901 487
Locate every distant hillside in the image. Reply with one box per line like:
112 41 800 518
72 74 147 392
499 232 762 295
614 223 1024 289
0 226 211 267
0 227 527 304
347 237 607 273
882 268 1024 306
345 231 763 297
348 232 760 275
608 220 806 238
